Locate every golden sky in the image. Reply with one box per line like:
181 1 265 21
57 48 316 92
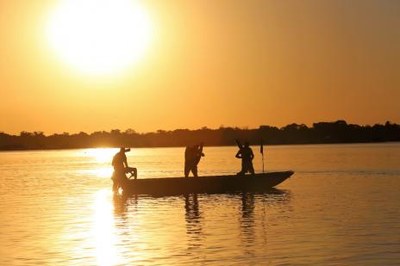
1 0 399 134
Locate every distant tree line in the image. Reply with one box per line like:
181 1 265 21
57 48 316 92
0 120 399 151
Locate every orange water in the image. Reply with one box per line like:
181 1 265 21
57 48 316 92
1 144 399 265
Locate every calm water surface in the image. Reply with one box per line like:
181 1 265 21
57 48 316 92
1 144 399 265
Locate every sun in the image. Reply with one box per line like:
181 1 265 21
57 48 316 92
46 0 152 76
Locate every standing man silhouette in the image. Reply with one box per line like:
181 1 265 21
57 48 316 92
235 142 255 175
184 143 205 177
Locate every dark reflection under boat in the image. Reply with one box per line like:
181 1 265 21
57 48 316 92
112 188 291 216
239 189 291 251
240 192 255 251
184 193 204 251
184 193 201 223
112 193 138 218
113 188 291 218
112 188 292 253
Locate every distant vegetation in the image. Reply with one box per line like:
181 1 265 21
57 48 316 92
1 120 399 151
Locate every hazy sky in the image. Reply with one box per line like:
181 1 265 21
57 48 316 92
1 0 399 134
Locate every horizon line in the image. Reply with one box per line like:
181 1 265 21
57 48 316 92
1 120 399 137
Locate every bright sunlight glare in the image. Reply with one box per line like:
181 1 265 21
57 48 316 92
83 148 116 178
85 148 117 163
92 190 121 266
46 0 152 76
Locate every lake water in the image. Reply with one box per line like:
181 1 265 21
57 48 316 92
1 143 399 265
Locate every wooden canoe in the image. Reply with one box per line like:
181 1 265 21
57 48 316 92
120 171 294 196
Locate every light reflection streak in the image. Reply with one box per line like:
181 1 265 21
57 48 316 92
92 189 121 266
76 168 113 179
91 168 113 178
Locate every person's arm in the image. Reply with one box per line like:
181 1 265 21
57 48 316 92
123 154 128 168
196 144 204 157
235 150 242 158
199 144 204 157
250 149 254 160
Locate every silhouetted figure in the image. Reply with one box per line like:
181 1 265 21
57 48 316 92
111 147 137 192
236 142 255 175
184 143 205 177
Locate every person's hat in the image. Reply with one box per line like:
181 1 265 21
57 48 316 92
120 147 130 152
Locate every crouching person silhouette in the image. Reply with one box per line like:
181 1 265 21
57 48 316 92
111 147 137 192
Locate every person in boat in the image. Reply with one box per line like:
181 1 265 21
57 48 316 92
184 143 205 177
111 147 137 192
235 142 255 175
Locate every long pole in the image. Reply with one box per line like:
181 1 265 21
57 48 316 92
262 152 264 173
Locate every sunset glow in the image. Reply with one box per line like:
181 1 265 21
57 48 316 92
2 1 400 265
46 0 152 76
0 1 399 134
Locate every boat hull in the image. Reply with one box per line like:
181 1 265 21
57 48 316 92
120 171 294 196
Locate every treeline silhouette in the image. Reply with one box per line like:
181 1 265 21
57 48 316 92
1 120 399 151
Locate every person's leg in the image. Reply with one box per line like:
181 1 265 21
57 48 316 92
238 161 246 175
112 172 119 192
125 167 137 179
192 165 198 177
131 167 137 179
249 162 255 175
112 180 118 192
243 160 253 174
184 163 190 177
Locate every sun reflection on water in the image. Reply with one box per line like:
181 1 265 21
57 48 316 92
85 148 117 163
81 148 116 178
92 167 113 178
92 189 121 266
